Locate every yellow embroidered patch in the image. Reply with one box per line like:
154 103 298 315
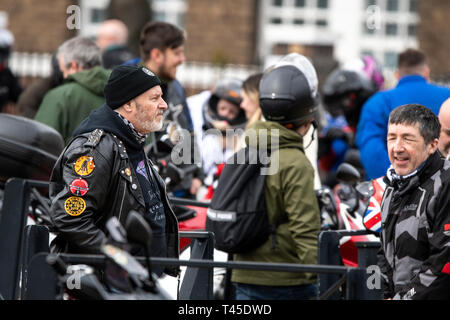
74 156 95 176
64 196 86 216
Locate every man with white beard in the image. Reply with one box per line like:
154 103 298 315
48 65 180 278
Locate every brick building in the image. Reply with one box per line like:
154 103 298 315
418 0 450 82
1 0 448 93
0 0 76 53
184 0 260 66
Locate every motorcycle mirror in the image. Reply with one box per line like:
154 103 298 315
105 217 128 244
336 162 361 184
125 210 152 249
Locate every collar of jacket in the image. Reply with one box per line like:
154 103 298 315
65 66 111 96
73 104 144 152
396 74 427 88
386 151 443 194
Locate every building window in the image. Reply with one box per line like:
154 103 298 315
90 8 106 23
316 19 328 27
409 0 418 12
294 18 305 25
386 0 399 12
270 17 283 24
361 50 375 57
154 11 167 22
385 23 398 36
295 0 306 7
317 0 328 9
384 51 397 69
407 24 417 37
273 0 283 7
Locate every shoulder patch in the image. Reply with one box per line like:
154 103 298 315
69 178 89 196
64 197 86 216
74 156 95 176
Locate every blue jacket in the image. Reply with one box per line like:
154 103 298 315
356 75 450 180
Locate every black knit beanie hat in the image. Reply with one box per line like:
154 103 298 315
104 65 161 109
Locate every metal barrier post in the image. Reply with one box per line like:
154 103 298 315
22 253 57 300
178 231 214 300
317 230 342 300
0 178 30 300
355 241 382 300
20 225 52 300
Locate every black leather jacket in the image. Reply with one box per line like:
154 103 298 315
49 127 180 276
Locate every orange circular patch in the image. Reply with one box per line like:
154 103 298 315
74 156 95 176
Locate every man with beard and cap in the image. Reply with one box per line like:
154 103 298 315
48 65 179 278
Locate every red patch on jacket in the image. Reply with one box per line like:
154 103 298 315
442 263 450 275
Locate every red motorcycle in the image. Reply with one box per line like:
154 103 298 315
319 163 383 267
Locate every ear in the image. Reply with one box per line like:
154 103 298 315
427 138 439 154
296 120 313 137
69 61 81 72
150 48 164 63
123 100 134 112
423 66 430 81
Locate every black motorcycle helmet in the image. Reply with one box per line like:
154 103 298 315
322 68 376 127
259 53 319 130
203 78 247 130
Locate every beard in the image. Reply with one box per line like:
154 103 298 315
158 60 178 81
135 102 164 133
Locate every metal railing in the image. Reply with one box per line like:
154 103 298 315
0 177 382 300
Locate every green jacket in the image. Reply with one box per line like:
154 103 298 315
34 66 111 145
231 121 321 286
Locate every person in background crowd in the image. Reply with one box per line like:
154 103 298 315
241 73 264 129
318 55 383 187
96 19 133 69
438 98 450 159
276 53 322 189
231 53 321 300
48 65 179 278
17 54 63 118
0 27 22 114
200 78 247 183
356 48 450 180
126 21 204 199
34 37 110 145
378 103 450 300
235 72 263 151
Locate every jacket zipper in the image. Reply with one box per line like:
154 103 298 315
118 180 127 222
